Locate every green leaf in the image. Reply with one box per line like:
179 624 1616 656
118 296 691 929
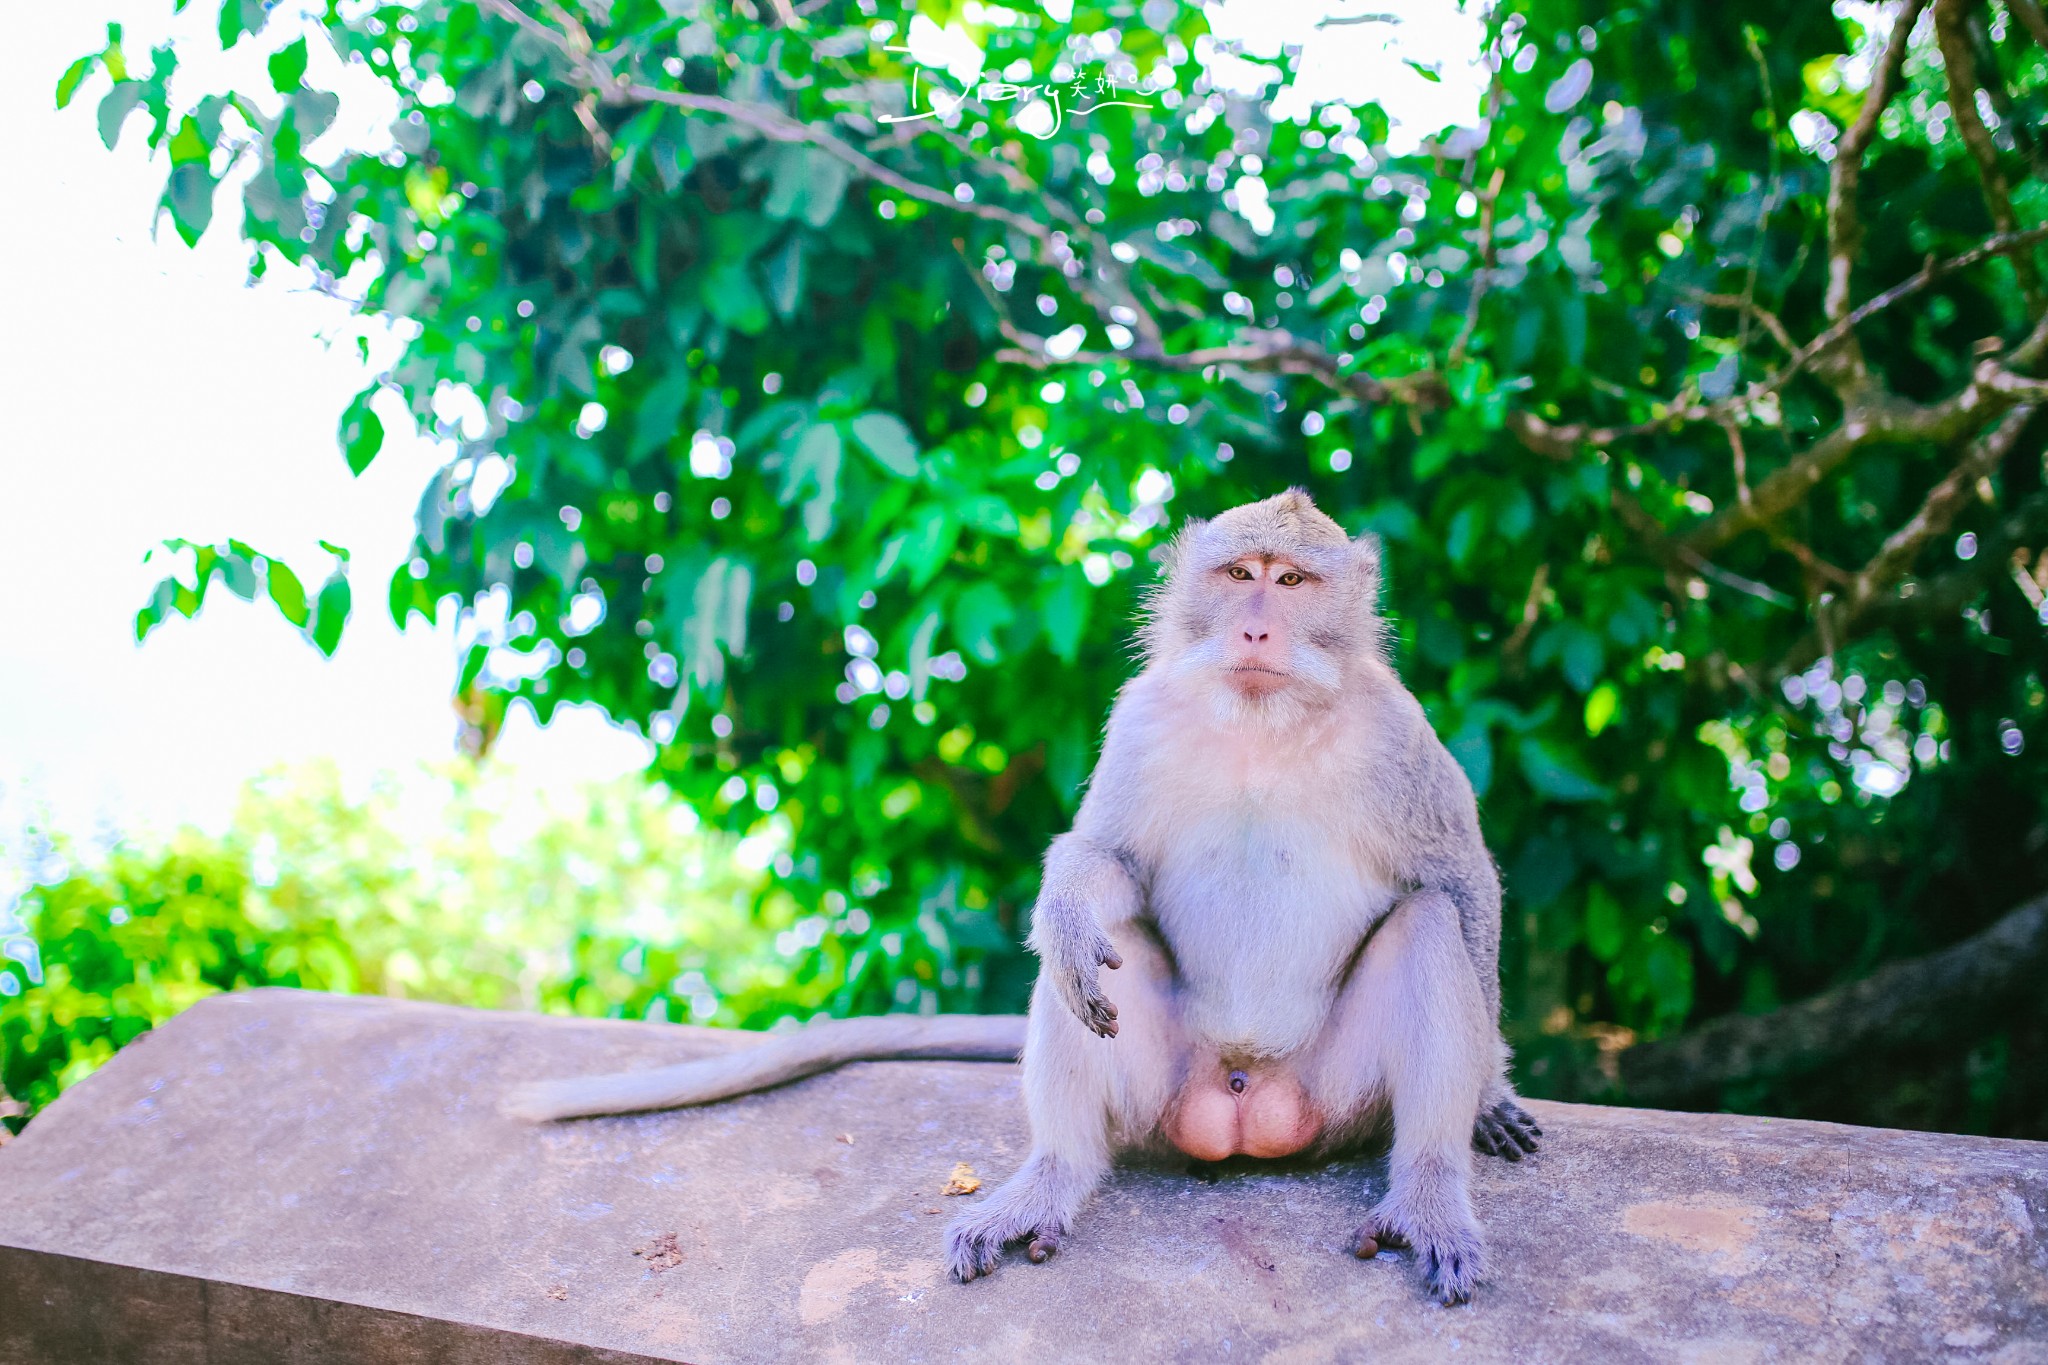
1516 737 1610 802
339 389 384 476
783 424 842 541
457 641 490 693
268 36 308 93
1447 719 1494 798
954 494 1019 537
163 163 217 245
906 606 943 700
267 560 309 626
1584 885 1626 962
218 0 267 50
309 569 351 657
849 412 920 478
952 581 1015 663
631 375 690 459
56 53 99 109
766 235 804 321
1583 683 1619 737
97 82 144 149
218 551 258 601
702 259 768 334
1039 570 1091 664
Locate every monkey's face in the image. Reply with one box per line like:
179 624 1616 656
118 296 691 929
1211 555 1329 699
1143 490 1382 714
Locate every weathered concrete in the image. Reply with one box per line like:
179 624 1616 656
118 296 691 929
1 990 2045 1364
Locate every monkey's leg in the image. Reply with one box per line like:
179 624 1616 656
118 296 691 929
1309 891 1490 1305
947 926 1178 1282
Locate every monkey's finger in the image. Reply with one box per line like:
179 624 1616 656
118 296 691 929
1100 946 1124 970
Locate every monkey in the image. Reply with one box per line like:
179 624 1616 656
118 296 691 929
507 489 1538 1307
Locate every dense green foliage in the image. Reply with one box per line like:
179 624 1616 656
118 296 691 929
42 0 2048 1133
0 765 806 1126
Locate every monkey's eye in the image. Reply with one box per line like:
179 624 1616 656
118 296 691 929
1227 565 1254 581
1276 571 1304 587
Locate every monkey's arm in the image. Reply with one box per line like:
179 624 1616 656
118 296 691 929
1026 705 1149 1038
505 1013 1025 1121
1027 829 1144 1038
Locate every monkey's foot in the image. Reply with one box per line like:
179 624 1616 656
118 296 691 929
945 1205 1065 1282
1472 1097 1541 1161
1352 1205 1485 1307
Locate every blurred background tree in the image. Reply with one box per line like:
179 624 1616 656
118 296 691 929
1 762 800 1120
14 0 2048 1138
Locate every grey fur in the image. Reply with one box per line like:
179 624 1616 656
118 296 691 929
949 490 1532 1305
506 491 1535 1307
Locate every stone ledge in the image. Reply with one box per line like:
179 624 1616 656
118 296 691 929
0 989 2043 1363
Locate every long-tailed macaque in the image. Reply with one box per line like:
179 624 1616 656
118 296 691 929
508 490 1538 1306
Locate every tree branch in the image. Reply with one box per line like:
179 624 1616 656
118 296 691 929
2011 0 2048 50
1616 891 2048 1104
996 328 1443 407
1823 0 1928 388
1778 485 2048 675
1797 401 2036 664
1680 338 2048 555
1448 166 1505 367
1934 0 2043 314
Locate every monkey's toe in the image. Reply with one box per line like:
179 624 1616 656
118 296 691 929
1026 1232 1061 1263
1473 1098 1541 1160
1421 1230 1484 1306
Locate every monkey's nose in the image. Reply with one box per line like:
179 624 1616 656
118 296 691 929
1242 631 1269 643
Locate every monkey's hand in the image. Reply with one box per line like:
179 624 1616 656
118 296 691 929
1043 930 1122 1039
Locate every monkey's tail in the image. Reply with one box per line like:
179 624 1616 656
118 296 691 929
503 1013 1028 1122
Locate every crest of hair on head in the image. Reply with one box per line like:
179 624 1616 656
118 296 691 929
1139 488 1387 667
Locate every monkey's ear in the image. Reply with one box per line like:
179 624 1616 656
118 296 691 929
1353 531 1383 601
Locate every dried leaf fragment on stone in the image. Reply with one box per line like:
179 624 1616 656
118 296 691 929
942 1162 982 1196
632 1231 685 1271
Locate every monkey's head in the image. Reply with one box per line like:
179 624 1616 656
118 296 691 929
1145 489 1384 712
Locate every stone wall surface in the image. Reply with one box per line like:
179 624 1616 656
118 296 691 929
0 989 2044 1363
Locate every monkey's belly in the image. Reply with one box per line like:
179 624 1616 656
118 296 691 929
1163 1061 1321 1160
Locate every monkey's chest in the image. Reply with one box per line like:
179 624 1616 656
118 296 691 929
1147 813 1396 1058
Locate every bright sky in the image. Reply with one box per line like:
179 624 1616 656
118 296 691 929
0 3 1485 874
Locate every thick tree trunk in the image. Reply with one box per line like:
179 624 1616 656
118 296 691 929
1617 892 2048 1105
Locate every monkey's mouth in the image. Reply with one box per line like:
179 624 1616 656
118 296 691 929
1224 665 1290 693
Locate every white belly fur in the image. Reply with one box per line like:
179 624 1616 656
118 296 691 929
1143 800 1397 1059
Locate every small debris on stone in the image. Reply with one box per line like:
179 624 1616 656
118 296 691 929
632 1231 685 1271
837 1132 855 1145
942 1162 982 1196
923 1206 942 1215
546 1283 568 1301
